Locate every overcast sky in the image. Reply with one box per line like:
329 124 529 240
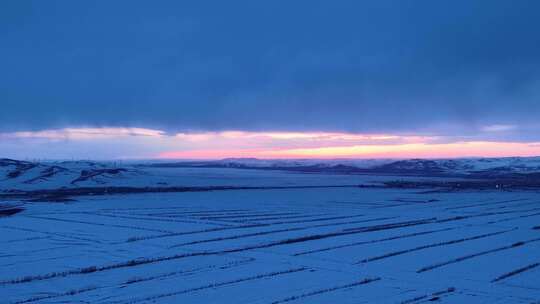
1 1 540 159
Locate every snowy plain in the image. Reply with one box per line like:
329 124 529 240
1 159 540 303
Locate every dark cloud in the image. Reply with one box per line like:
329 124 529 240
1 0 540 136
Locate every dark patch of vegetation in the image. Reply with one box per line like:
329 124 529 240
27 195 76 202
0 207 24 217
24 165 68 184
0 158 24 166
384 178 540 191
0 184 361 200
71 168 127 184
6 163 38 179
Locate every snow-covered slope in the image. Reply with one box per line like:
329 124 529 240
0 159 142 191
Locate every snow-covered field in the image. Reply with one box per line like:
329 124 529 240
2 160 540 303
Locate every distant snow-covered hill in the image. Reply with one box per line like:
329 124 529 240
148 157 540 177
2 157 540 192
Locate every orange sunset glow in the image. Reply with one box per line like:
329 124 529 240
4 127 539 160
157 131 540 159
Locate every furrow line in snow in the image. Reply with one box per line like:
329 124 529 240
444 198 528 211
114 267 309 304
491 262 540 283
196 212 302 220
357 229 514 264
398 287 456 304
21 215 173 233
269 277 381 304
168 216 396 248
417 237 540 273
293 226 459 256
87 212 235 227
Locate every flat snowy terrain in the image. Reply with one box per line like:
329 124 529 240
1 159 540 303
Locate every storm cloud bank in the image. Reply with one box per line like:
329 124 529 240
1 1 540 138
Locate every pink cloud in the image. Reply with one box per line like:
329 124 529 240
2 127 540 159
